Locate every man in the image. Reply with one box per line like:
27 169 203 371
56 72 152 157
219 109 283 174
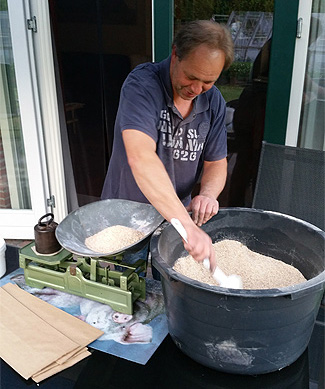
101 20 234 272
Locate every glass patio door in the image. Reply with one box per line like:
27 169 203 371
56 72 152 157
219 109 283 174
286 0 324 150
297 0 324 150
0 0 49 238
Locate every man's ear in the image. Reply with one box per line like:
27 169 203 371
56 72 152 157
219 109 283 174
171 45 177 59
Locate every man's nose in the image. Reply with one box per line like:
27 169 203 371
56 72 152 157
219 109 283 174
190 81 203 95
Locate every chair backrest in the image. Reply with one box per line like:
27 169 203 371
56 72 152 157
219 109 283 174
252 141 325 231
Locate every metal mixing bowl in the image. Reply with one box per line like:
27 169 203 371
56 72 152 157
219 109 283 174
56 199 164 257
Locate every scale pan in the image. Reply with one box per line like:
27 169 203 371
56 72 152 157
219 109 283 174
56 199 164 257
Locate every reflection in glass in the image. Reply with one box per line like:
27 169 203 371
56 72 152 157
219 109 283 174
227 11 273 62
218 12 272 207
50 0 152 208
0 1 31 209
173 5 274 208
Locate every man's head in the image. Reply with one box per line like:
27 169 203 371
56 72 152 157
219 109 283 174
172 20 234 70
170 21 234 102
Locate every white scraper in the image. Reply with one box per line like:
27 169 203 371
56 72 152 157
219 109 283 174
170 218 243 289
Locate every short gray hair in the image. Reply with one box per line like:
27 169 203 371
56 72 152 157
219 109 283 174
172 20 234 70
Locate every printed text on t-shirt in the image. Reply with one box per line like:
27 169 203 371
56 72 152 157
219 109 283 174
158 109 204 162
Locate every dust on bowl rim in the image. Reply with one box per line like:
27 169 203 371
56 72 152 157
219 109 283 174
151 207 325 298
55 199 164 257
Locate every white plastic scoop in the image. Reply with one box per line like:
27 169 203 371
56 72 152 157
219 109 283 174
170 218 243 289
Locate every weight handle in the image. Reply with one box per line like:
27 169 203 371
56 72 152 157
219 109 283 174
38 213 54 226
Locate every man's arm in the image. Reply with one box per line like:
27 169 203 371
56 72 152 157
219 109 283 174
122 129 217 269
187 158 227 226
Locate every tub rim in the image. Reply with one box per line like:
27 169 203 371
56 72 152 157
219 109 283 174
150 208 325 299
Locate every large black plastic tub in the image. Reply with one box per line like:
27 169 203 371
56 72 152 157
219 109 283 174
151 208 325 375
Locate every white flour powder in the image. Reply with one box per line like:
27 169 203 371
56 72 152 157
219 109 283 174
173 239 307 289
85 225 145 253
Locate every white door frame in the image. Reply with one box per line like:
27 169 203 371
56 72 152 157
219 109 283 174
285 0 313 146
29 0 68 222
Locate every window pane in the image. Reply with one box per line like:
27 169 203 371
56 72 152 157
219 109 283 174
298 3 325 151
0 0 31 209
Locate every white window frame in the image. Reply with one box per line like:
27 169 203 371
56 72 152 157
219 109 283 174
285 0 313 146
0 0 50 239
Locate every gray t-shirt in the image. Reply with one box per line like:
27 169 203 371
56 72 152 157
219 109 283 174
101 56 227 206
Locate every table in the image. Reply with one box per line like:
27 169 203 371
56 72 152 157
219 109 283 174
1 245 324 389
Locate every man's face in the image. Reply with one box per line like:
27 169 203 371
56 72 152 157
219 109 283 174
170 44 226 102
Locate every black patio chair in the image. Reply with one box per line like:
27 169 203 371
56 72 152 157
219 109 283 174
252 141 325 231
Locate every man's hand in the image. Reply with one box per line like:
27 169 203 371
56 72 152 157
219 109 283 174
187 158 226 226
186 195 219 226
181 222 216 271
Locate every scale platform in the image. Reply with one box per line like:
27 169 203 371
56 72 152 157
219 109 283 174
19 241 146 314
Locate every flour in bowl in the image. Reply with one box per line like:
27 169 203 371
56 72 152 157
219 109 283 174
85 225 145 253
173 239 307 289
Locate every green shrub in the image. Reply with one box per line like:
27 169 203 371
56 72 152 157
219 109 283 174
229 61 253 78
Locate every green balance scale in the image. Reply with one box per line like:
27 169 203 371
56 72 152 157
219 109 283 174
19 200 164 315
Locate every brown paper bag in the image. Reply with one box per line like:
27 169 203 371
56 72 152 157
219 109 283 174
2 282 103 346
0 283 103 382
32 348 91 383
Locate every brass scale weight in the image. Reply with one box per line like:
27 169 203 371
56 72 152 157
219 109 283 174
19 200 164 314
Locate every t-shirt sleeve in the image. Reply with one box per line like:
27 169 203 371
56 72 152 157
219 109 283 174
117 72 160 143
203 92 228 161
